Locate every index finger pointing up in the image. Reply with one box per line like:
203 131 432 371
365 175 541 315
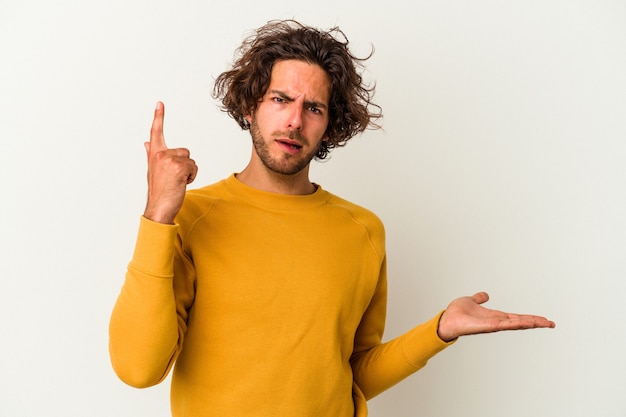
149 101 168 153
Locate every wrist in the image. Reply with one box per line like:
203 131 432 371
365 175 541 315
437 310 458 343
143 206 176 225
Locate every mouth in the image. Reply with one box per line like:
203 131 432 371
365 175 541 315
276 139 303 153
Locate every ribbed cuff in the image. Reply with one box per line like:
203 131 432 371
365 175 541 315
401 310 456 369
128 216 180 278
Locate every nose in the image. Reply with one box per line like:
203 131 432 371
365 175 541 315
287 102 303 130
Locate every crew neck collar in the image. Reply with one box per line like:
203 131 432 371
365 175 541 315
223 173 327 210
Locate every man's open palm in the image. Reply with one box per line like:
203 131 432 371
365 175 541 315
437 292 555 342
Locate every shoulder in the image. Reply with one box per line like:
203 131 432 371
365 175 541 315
176 178 230 227
325 192 382 222
322 190 386 250
322 190 382 222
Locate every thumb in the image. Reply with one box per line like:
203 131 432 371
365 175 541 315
471 291 490 305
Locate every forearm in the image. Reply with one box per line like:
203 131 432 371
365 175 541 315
108 217 182 388
109 271 179 387
351 311 454 399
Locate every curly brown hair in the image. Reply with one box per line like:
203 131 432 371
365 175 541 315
212 19 382 160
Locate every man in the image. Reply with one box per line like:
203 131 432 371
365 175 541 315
109 20 555 417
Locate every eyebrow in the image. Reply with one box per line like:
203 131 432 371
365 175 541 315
269 89 328 110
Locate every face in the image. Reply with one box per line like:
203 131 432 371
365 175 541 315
246 59 330 176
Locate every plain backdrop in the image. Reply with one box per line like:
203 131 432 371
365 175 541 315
1 1 625 416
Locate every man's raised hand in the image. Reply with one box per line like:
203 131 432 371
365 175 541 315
143 101 198 224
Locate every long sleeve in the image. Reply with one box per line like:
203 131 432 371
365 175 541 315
350 258 455 400
108 216 191 388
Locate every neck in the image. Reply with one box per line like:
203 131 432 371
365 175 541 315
236 162 316 195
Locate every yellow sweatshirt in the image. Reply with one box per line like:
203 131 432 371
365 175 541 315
109 174 453 417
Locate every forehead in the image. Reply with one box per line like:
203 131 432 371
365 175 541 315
268 60 331 104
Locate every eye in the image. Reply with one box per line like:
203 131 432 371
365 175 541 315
308 106 322 114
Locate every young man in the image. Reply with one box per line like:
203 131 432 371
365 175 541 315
109 20 555 417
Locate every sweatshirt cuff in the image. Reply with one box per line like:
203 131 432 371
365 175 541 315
401 310 456 369
129 216 180 277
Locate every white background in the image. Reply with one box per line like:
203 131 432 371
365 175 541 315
1 1 625 416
